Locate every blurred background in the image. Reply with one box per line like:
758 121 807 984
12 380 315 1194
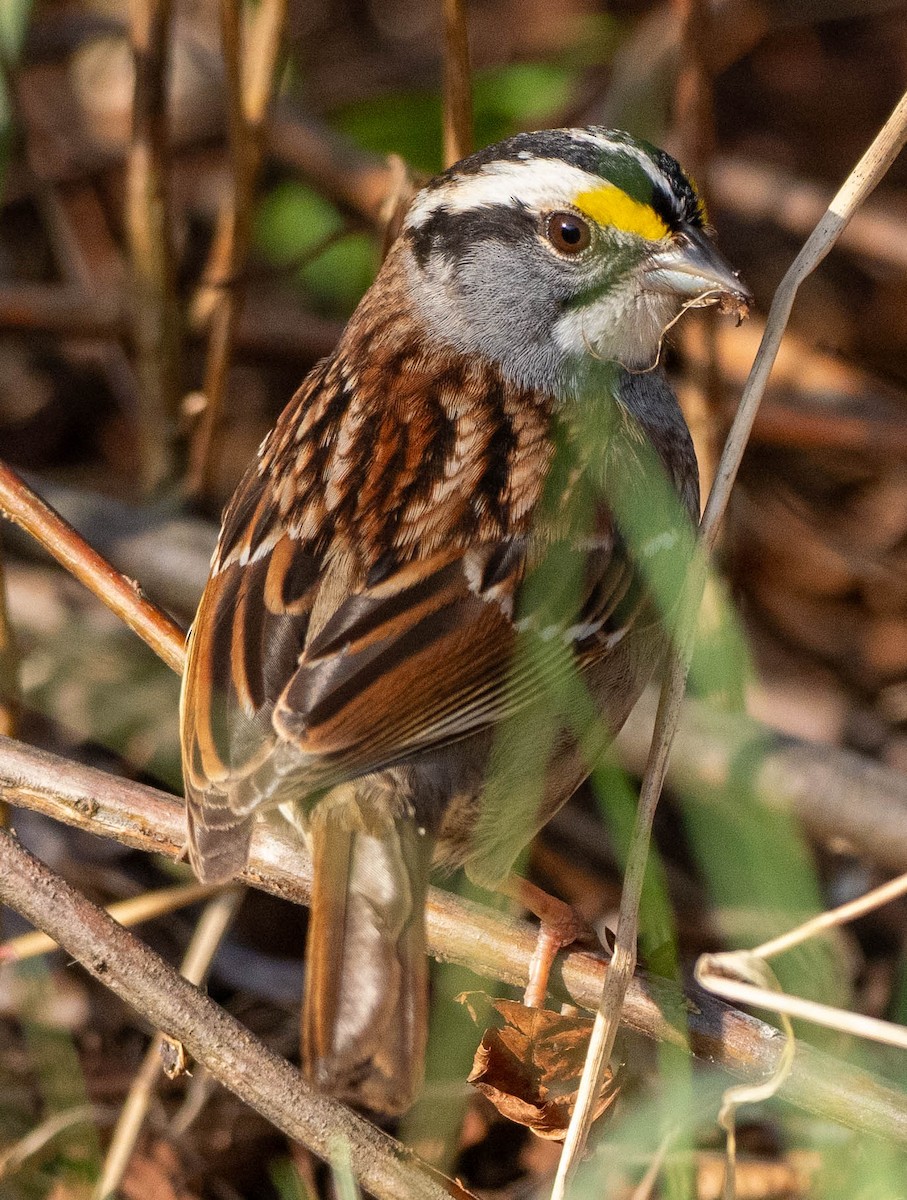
1 1 907 1197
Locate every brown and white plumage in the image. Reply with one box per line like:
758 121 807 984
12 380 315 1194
180 127 749 1114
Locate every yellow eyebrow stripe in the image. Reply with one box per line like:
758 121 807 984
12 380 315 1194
574 184 669 241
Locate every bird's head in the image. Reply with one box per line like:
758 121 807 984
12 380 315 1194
400 127 751 393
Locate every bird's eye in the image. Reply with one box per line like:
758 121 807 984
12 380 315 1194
545 212 592 255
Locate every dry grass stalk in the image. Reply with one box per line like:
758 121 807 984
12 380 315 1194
94 886 244 1200
185 0 288 499
126 0 181 493
442 0 472 167
0 1106 109 1179
697 870 907 1053
0 879 225 962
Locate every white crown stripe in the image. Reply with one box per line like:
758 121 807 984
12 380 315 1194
404 151 664 229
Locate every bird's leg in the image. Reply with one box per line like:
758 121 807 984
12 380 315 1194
500 876 601 1010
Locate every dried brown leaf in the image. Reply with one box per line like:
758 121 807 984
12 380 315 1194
458 992 619 1141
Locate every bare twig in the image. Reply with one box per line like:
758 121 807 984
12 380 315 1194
553 83 907 1199
2 734 907 1145
0 1106 111 1179
0 461 186 674
94 886 244 1200
0 831 476 1200
441 0 472 167
0 879 224 962
126 0 181 492
185 0 288 499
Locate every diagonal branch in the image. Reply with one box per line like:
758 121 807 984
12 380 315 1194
0 461 186 674
0 829 476 1200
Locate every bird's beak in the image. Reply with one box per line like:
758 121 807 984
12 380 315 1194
643 225 752 321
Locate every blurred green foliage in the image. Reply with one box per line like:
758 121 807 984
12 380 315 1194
334 63 577 174
255 183 378 315
0 0 32 186
255 62 584 316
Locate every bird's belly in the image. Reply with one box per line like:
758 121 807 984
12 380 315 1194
430 621 666 886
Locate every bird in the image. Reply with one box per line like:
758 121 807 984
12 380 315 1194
180 126 751 1116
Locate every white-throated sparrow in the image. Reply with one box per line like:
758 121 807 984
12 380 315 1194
180 127 750 1115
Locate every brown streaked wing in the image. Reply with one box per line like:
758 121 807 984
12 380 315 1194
273 547 520 767
268 531 643 787
181 526 320 879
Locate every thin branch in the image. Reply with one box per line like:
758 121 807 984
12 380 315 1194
185 0 288 499
0 830 476 1200
0 1106 111 1179
441 0 472 167
671 0 721 499
2 734 907 1146
94 886 244 1200
553 82 907 1198
126 0 181 492
0 461 186 674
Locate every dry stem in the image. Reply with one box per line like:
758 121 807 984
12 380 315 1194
0 462 186 674
126 0 181 492
553 82 907 1198
442 0 472 167
185 0 288 498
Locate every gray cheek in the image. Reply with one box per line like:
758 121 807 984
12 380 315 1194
404 241 609 394
459 252 561 344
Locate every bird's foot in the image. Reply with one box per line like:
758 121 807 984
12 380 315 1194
502 876 600 1010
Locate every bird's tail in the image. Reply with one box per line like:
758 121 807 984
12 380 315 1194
302 804 431 1115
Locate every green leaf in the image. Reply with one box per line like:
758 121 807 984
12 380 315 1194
255 182 343 266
